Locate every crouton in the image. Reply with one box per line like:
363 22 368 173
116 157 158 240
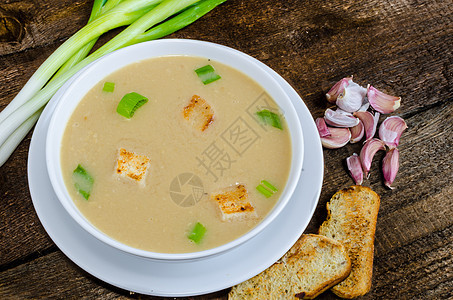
211 184 257 221
183 95 214 131
115 148 150 186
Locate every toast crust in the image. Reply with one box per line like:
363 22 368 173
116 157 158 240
115 148 150 185
183 95 214 131
211 184 256 221
228 234 351 299
318 185 380 299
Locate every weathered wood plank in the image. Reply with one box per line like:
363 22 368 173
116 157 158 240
0 0 91 55
0 250 229 299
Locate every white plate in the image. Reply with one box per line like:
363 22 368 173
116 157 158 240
28 57 323 297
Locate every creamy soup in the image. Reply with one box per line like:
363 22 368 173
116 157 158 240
61 56 292 253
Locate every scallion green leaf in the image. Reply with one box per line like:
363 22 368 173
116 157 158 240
188 222 207 244
256 109 283 130
195 64 221 84
256 180 278 198
256 185 272 198
73 164 94 200
116 92 148 118
103 82 115 92
261 180 278 192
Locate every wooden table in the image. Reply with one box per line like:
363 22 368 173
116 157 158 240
1 0 452 299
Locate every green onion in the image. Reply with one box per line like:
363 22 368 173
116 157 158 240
73 164 94 200
256 109 283 130
0 0 227 167
261 180 278 192
116 92 148 118
188 222 207 244
195 64 221 84
0 108 42 167
256 180 278 198
256 185 272 198
103 82 115 93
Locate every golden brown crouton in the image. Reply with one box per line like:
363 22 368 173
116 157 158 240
115 148 150 186
183 95 214 131
211 184 257 221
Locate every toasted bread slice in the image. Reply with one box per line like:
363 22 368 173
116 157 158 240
318 185 380 298
115 148 150 186
211 184 257 221
228 234 351 299
183 95 214 131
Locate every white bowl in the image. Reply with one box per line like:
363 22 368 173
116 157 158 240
46 39 304 261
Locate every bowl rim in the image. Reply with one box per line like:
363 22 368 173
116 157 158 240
46 39 304 261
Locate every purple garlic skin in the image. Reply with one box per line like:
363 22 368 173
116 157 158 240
320 127 351 149
326 77 351 103
350 120 365 143
324 108 359 128
367 85 401 114
379 116 407 149
316 117 330 138
360 138 386 178
346 153 363 185
382 148 400 189
336 80 367 113
353 111 380 142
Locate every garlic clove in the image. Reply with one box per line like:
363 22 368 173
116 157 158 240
321 127 351 149
353 111 380 142
382 148 399 189
326 77 352 103
379 116 407 149
346 153 363 185
350 120 364 143
316 117 330 138
360 138 386 178
324 108 359 128
367 85 401 114
336 81 367 113
358 101 370 112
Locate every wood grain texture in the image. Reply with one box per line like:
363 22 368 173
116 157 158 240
1 0 452 298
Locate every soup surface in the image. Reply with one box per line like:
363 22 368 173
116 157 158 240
61 55 292 253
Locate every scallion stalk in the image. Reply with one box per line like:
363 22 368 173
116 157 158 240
125 0 227 45
51 0 121 81
0 108 43 167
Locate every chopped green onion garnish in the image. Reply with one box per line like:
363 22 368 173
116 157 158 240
72 164 94 200
195 64 221 84
256 180 278 198
188 222 207 244
116 92 148 119
261 180 278 192
256 109 283 130
256 185 272 198
103 82 115 92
